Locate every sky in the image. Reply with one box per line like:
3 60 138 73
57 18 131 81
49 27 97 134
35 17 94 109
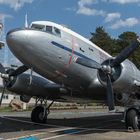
0 0 140 65
1 0 140 38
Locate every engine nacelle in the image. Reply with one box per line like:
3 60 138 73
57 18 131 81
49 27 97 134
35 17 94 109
6 73 60 97
98 59 140 94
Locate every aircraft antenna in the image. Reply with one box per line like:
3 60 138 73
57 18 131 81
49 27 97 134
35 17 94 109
25 13 28 28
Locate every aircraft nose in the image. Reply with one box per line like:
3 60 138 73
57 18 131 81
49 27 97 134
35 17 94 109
6 28 28 50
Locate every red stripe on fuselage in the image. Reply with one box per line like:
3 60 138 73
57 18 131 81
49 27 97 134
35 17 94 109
54 36 75 79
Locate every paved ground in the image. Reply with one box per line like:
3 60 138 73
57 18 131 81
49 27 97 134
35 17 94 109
0 109 140 140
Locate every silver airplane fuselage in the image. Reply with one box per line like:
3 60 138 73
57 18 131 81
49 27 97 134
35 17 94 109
7 22 109 85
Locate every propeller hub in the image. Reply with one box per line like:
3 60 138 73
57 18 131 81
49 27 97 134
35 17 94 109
98 59 122 83
102 65 112 74
0 73 9 79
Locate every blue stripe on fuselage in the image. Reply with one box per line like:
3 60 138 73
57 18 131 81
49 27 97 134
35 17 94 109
51 41 91 60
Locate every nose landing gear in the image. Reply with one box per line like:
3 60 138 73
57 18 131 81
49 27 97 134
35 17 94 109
31 98 54 123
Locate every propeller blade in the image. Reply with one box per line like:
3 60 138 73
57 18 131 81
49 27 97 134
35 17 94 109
0 63 6 74
111 37 140 67
0 64 28 106
9 65 28 76
76 57 102 69
106 74 115 111
0 86 6 106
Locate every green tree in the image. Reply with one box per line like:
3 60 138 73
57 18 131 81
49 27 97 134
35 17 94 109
90 27 140 69
117 31 137 52
116 31 140 68
90 26 118 56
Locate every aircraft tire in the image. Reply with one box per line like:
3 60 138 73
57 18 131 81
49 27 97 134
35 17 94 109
31 106 47 123
125 109 140 131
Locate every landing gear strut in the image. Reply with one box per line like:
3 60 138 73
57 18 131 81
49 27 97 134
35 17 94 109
125 107 140 131
31 98 54 123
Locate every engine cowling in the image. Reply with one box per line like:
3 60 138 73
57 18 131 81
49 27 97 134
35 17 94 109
98 59 140 94
6 73 60 97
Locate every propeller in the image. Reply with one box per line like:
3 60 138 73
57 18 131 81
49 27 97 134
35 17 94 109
106 74 114 111
9 65 28 76
0 64 6 106
0 64 28 106
76 37 140 111
111 37 140 67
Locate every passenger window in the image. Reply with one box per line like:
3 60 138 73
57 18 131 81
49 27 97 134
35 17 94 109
46 26 53 34
54 27 61 37
89 48 94 52
80 47 85 53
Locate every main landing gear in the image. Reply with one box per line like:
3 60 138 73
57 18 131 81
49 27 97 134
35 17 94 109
31 98 54 123
124 107 140 131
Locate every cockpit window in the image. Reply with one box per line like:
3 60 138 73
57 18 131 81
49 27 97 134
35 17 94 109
30 24 61 37
31 24 45 31
54 27 61 37
46 26 53 33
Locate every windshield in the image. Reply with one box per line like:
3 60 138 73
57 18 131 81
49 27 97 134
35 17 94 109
30 24 61 37
54 27 61 37
46 26 53 34
31 24 45 31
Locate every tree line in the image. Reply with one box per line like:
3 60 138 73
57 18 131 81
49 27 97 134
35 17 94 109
90 26 140 69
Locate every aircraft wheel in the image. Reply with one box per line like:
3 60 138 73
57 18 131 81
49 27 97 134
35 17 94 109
125 109 140 131
31 106 47 123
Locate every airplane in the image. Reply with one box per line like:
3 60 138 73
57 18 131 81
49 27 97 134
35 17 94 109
0 20 140 131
